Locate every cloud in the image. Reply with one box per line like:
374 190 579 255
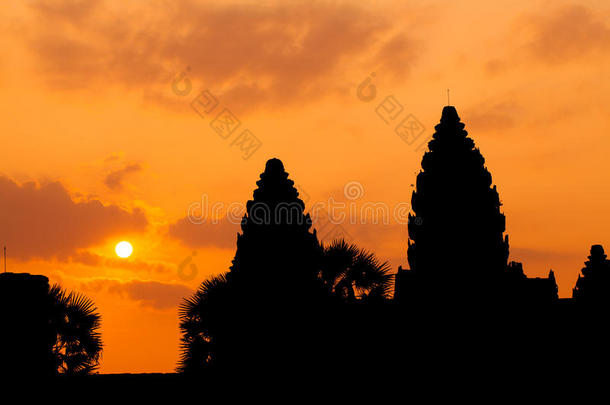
484 4 610 75
81 278 192 310
104 163 142 191
525 4 610 64
509 247 582 269
168 216 239 249
109 280 192 310
0 176 147 261
464 101 520 132
71 250 103 266
21 0 418 113
372 33 418 80
31 0 104 21
69 249 175 274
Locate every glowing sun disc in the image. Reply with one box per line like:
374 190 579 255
115 241 133 258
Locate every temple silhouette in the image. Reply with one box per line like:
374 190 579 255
2 105 610 380
573 244 610 303
0 273 55 376
395 106 560 307
176 106 610 376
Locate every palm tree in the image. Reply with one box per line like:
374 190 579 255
48 285 102 375
321 239 393 302
177 273 232 373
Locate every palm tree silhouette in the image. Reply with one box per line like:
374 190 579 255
177 239 394 373
322 239 393 302
48 284 102 375
177 273 231 373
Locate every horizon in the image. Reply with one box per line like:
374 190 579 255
1 0 610 373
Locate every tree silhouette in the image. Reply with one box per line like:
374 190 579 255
573 244 610 303
321 239 393 302
406 106 509 302
49 284 103 375
177 273 231 373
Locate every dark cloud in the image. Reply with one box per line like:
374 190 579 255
71 250 103 266
22 0 418 113
0 176 147 261
109 280 192 310
81 278 192 310
104 163 142 191
104 257 175 274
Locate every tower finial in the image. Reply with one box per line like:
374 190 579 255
447 89 450 106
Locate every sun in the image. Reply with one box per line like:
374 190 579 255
115 241 133 258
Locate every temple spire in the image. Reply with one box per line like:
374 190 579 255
440 105 460 125
406 103 509 303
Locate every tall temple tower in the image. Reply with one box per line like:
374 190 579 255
402 105 509 303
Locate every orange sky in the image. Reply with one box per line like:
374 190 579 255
1 0 610 373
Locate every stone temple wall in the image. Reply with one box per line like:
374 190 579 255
0 272 55 376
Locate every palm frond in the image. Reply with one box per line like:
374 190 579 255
177 272 231 373
49 284 102 375
322 239 393 301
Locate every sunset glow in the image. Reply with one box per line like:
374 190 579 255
1 0 609 374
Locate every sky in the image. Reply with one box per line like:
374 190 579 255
1 0 610 373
